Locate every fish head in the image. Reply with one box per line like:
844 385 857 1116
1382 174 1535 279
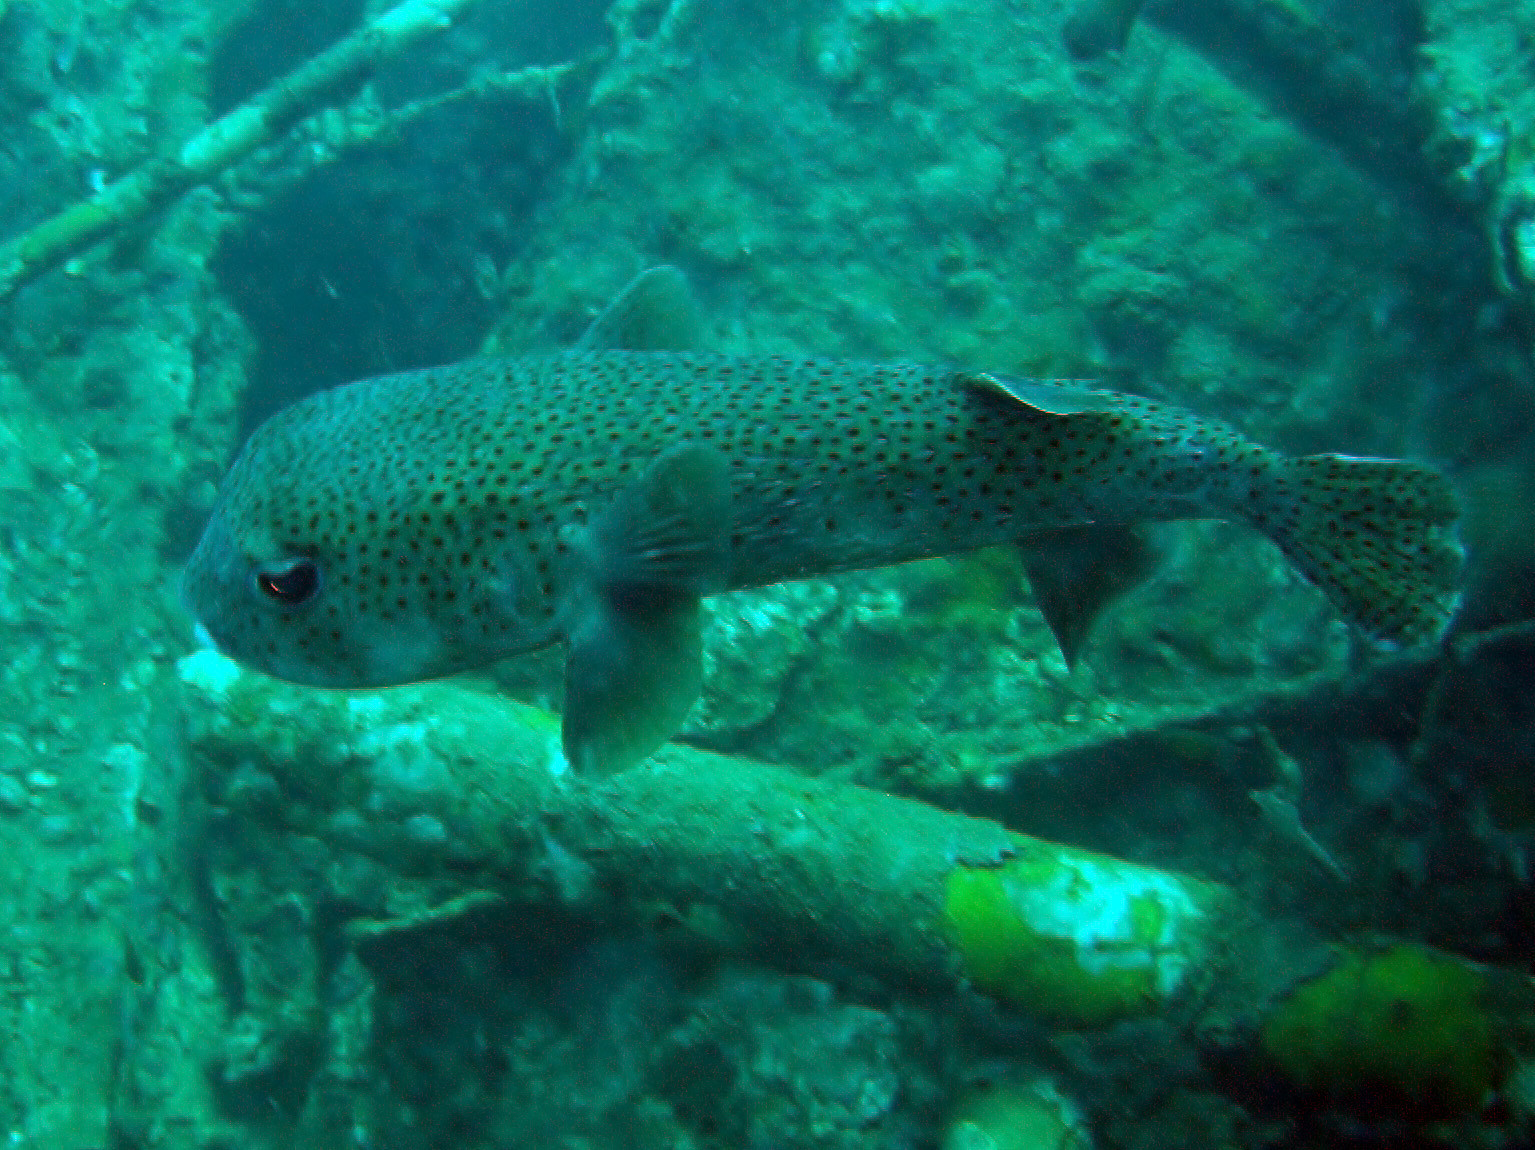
181 436 440 688
181 497 401 689
181 380 551 688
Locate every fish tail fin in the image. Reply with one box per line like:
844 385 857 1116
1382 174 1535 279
1261 453 1463 646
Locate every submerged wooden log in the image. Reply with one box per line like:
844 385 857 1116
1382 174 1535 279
0 0 486 299
179 650 1535 1123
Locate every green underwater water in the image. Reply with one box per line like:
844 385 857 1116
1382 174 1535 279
0 0 1533 1146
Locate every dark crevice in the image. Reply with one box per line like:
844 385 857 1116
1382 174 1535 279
209 0 608 440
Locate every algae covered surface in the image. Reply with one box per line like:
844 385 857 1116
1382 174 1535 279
0 0 1534 1147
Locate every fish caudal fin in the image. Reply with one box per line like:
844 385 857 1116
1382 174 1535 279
1264 453 1462 646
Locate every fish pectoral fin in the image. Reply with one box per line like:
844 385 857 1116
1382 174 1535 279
577 265 703 352
960 370 1110 416
587 443 732 590
1016 523 1159 668
563 591 704 775
560 444 733 774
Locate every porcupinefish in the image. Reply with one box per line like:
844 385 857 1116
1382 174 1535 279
183 269 1463 774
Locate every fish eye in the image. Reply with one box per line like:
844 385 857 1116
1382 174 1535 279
254 558 320 606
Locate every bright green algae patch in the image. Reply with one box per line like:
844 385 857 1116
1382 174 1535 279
944 838 1215 1026
1261 944 1503 1116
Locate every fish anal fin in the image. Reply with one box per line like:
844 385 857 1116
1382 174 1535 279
1016 523 1159 667
578 265 703 353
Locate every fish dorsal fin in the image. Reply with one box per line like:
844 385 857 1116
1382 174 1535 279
960 370 1110 416
561 444 731 775
577 265 703 352
1015 523 1159 668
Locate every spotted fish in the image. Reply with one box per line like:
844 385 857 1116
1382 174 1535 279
183 272 1462 773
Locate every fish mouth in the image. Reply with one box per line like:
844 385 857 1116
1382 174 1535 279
177 561 202 622
187 618 222 655
178 562 234 660
179 510 247 654
178 557 210 634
